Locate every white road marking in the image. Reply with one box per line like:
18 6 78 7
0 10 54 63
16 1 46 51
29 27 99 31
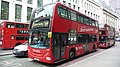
67 47 115 67
0 59 22 67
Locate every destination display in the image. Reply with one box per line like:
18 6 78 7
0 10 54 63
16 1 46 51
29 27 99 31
33 20 49 28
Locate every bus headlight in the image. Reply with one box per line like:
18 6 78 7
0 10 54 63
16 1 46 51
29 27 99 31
0 41 2 45
46 57 51 61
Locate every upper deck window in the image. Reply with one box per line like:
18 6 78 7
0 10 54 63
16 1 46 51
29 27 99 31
84 17 89 25
77 15 83 23
33 4 54 19
25 24 29 29
58 6 67 18
57 5 98 27
6 22 15 28
16 23 24 28
58 5 76 21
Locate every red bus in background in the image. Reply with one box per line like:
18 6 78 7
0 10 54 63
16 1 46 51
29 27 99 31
28 2 99 64
0 21 29 49
99 24 115 48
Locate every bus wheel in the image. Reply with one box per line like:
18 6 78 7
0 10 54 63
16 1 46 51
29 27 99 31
69 49 75 60
24 51 28 57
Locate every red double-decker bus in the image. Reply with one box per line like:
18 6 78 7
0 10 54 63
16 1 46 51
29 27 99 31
28 2 99 64
99 24 115 48
0 21 29 49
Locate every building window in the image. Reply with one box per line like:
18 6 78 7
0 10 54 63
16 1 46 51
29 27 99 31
68 3 71 7
37 0 43 7
96 15 97 20
87 3 88 9
88 12 90 16
1 1 9 20
85 10 86 15
27 7 32 22
78 7 80 11
63 1 66 5
73 5 75 9
16 0 22 2
94 14 95 19
91 13 92 17
27 0 32 4
57 0 60 2
15 4 22 22
73 0 74 3
89 4 90 10
78 0 79 4
84 2 86 8
76 0 77 4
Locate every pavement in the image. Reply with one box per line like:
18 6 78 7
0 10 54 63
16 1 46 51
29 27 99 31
66 42 120 67
0 49 13 56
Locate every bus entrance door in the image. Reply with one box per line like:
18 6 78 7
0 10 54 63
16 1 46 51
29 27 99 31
83 43 88 53
83 34 89 53
52 33 67 62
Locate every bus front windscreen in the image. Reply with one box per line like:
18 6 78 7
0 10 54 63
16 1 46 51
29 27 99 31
99 36 107 42
29 29 50 48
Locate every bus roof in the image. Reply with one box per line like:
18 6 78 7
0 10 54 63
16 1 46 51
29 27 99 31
0 20 29 25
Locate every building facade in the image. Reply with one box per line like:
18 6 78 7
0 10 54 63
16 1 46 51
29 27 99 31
99 0 119 31
37 0 119 31
109 0 120 14
109 0 120 33
0 0 42 23
42 0 101 23
0 0 119 32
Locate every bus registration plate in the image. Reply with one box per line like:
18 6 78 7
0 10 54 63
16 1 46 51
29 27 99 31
34 58 39 61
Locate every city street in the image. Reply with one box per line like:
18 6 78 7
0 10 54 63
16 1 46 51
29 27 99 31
0 0 120 67
0 42 120 67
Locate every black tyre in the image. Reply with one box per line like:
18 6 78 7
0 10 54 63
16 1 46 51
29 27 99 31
24 51 28 57
69 49 75 59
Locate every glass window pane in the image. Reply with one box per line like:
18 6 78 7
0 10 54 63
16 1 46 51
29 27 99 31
37 0 43 7
16 36 24 40
58 6 67 18
15 4 22 22
27 0 32 4
16 0 22 2
77 15 83 23
71 11 76 21
1 1 9 20
68 30 77 44
84 17 89 25
27 7 32 22
16 23 24 28
91 20 96 26
6 22 15 28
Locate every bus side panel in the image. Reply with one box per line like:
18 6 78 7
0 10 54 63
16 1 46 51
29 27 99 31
65 44 85 59
88 43 97 52
4 29 13 49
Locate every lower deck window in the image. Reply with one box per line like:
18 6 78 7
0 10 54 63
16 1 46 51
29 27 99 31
16 36 24 40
